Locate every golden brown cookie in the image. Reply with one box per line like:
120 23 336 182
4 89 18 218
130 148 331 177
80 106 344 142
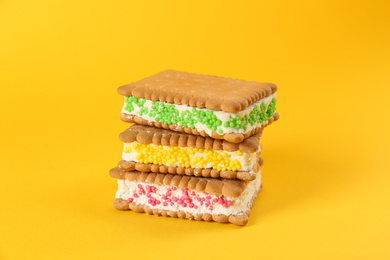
109 167 248 197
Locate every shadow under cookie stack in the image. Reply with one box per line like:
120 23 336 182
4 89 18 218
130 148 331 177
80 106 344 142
109 70 278 226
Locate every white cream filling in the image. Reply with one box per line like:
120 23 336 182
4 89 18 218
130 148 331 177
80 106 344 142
115 171 261 215
121 93 276 136
122 142 260 172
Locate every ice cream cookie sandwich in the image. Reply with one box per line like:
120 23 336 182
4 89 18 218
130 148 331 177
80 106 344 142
118 70 278 143
118 124 263 181
109 167 262 226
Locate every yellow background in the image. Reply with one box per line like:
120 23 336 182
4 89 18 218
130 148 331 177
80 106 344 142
1 0 389 259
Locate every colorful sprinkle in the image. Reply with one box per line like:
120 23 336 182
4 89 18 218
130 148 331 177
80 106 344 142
124 96 276 132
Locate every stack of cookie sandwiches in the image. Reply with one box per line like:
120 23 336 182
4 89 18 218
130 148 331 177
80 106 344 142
109 70 278 225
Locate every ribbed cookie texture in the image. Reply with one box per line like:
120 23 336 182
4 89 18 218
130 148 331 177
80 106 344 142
109 167 249 197
120 113 279 143
119 124 262 153
117 157 262 181
117 70 277 113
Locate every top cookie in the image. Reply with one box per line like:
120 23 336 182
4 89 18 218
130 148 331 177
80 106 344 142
118 70 277 113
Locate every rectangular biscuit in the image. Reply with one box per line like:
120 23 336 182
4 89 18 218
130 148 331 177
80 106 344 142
109 167 262 226
118 70 278 143
118 125 264 181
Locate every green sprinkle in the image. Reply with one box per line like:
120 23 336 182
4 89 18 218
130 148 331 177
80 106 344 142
124 97 276 132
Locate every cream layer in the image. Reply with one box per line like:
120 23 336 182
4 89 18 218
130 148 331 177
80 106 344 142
121 93 276 136
115 172 261 216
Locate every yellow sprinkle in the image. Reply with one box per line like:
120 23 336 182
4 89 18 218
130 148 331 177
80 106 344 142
217 166 222 171
223 152 229 158
236 150 243 156
158 145 163 150
198 149 204 153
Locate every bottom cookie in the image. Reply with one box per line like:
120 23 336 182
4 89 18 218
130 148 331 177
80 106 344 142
112 173 262 226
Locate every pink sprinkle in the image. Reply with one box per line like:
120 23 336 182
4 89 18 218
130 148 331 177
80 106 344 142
146 185 151 192
127 198 133 203
197 197 201 202
178 199 183 204
204 192 208 195
151 202 156 206
200 201 203 206
202 198 205 201
183 188 188 193
173 197 178 202
206 195 211 200
167 191 172 196
218 198 224 204
167 198 172 202
167 188 171 192
227 200 232 206
222 203 228 208
162 195 167 200
213 198 218 203
221 195 224 199
146 193 152 198
189 203 194 208
152 187 157 193
185 199 191 203
134 194 139 198
183 195 189 200
182 203 187 208
194 206 198 209
170 202 174 206
172 187 177 191
191 191 196 196
156 200 161 205
205 202 210 207
163 202 168 206
137 184 142 189
148 199 153 204
209 206 213 210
